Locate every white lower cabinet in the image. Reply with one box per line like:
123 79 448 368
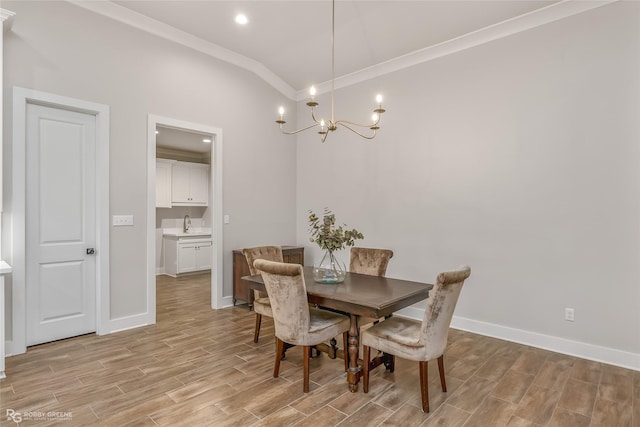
164 236 212 277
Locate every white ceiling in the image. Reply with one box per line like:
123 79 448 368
110 0 561 93
76 0 609 151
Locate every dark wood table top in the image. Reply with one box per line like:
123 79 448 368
242 266 433 319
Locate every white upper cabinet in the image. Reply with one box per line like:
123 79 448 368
155 159 174 208
171 161 209 206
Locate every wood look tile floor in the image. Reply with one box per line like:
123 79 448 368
1 273 637 426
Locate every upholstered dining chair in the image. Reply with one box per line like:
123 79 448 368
242 246 283 343
349 247 394 324
253 259 350 393
316 247 394 371
361 265 471 413
349 247 394 277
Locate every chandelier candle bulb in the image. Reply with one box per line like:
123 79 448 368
276 106 286 124
310 86 317 99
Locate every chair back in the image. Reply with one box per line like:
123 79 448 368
243 246 284 299
242 246 284 275
253 259 310 345
420 266 471 359
349 247 394 277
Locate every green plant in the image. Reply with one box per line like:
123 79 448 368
308 208 364 252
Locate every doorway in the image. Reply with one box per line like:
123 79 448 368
146 115 223 321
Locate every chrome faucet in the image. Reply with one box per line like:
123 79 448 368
183 214 191 233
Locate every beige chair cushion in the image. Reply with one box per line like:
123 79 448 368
253 296 272 317
253 259 350 347
361 266 471 362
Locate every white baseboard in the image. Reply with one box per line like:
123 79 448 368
396 307 640 371
218 295 235 308
108 312 152 334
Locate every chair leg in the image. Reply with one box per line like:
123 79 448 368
274 338 284 378
362 345 371 393
437 355 447 392
253 313 262 343
419 360 430 413
384 354 395 372
342 332 349 372
303 346 311 393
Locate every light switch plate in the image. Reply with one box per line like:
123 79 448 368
113 215 134 226
224 215 230 224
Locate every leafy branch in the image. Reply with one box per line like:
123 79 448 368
308 208 364 252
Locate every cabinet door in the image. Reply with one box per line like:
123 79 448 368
178 243 197 273
189 165 209 205
171 163 191 203
196 242 212 270
156 161 173 208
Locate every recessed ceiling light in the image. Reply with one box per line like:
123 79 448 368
155 130 159 134
203 138 212 143
235 14 248 25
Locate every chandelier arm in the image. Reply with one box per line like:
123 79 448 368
334 118 380 129
279 123 321 135
338 123 377 140
310 108 323 124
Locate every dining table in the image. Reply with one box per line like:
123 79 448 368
242 266 433 392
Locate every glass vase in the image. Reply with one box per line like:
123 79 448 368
313 250 346 284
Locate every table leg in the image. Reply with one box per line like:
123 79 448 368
347 314 360 392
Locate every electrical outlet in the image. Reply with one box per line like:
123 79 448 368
565 307 574 322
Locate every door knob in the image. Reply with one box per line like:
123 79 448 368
86 248 95 255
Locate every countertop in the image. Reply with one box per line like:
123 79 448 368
163 227 212 238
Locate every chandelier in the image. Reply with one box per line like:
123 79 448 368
276 0 385 143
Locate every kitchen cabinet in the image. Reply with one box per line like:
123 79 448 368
171 161 209 206
164 236 212 277
155 159 175 208
232 246 304 306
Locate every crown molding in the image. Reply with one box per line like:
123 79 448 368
66 0 615 102
0 8 15 22
297 0 617 101
66 0 296 99
1 8 16 32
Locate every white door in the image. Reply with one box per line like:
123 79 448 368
171 162 191 203
26 103 97 346
155 160 173 208
196 242 212 270
178 243 197 273
189 165 209 204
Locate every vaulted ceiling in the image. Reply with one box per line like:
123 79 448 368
73 0 611 99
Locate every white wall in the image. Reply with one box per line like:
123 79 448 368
3 0 638 369
3 1 297 334
296 2 640 368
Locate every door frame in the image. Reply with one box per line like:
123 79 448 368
10 87 110 355
146 115 224 315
